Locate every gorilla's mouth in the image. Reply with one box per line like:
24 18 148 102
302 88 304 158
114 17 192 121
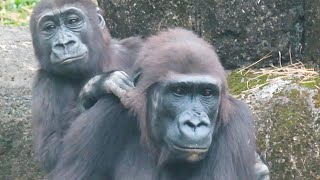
168 142 209 153
59 52 88 65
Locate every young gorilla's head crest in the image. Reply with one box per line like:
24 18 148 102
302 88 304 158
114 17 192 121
127 28 232 164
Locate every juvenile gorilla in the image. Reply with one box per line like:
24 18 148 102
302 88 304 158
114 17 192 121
30 0 141 172
50 29 269 179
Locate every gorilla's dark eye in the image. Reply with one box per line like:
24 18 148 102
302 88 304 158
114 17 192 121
173 87 186 96
201 88 213 96
43 23 56 32
68 17 80 25
66 15 82 26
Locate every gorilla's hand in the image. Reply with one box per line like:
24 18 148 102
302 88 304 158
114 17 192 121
102 71 134 98
254 152 270 180
79 71 134 110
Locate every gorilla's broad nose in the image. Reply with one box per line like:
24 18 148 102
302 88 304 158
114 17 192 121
55 40 76 50
178 111 211 140
184 119 209 131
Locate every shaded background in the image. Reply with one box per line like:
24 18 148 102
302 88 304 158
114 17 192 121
98 0 320 69
0 0 319 179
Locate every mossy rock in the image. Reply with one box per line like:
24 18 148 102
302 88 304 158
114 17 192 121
228 72 320 179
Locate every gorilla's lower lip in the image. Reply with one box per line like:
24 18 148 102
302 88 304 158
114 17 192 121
59 52 87 64
169 143 209 153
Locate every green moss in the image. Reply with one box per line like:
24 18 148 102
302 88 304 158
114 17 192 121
228 70 269 95
299 77 320 89
296 76 320 108
313 90 320 108
256 89 320 179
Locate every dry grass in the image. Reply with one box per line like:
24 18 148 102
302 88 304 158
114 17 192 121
243 62 318 81
236 53 319 93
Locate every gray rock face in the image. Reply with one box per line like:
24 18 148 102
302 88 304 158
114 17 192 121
305 0 320 66
98 0 319 68
243 79 320 179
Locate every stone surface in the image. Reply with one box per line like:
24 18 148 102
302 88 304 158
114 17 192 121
98 0 314 69
305 0 320 66
236 78 320 179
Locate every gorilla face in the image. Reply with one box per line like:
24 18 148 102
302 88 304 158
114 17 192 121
147 73 221 162
33 4 106 77
37 7 89 72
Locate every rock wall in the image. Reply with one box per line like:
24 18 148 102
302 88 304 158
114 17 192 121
98 0 319 69
305 0 320 66
242 80 320 179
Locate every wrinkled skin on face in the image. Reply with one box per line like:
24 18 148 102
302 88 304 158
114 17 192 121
40 8 88 70
30 1 108 78
147 74 221 162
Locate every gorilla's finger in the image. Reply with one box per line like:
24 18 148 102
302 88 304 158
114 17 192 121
106 74 133 91
120 77 134 88
123 77 134 88
120 84 134 93
113 71 134 87
115 80 134 95
112 71 129 80
119 71 134 86
107 81 127 98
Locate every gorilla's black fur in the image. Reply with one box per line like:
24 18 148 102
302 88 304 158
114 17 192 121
30 0 141 172
49 28 261 180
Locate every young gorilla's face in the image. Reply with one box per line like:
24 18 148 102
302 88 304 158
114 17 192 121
36 7 89 73
147 73 221 162
32 3 106 76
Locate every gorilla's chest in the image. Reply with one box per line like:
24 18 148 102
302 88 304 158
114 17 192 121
113 141 156 179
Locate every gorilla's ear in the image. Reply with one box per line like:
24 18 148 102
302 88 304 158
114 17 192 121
133 69 142 86
97 13 106 29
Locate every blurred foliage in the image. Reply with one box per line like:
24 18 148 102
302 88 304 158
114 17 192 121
0 0 39 26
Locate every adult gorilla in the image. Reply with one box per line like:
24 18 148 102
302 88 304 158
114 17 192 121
50 28 269 180
30 0 141 172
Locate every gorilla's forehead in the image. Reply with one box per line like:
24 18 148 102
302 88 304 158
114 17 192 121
163 73 221 86
37 6 84 21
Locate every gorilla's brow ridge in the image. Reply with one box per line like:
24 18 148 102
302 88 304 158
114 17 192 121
165 74 221 87
37 7 84 26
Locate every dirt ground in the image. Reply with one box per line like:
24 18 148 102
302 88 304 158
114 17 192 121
0 25 44 179
0 25 37 88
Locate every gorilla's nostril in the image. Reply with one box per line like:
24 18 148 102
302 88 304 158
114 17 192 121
66 40 76 47
184 120 208 129
197 122 208 127
184 121 196 129
55 43 64 49
55 40 76 49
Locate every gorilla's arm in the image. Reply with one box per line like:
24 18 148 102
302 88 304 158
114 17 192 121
48 96 137 180
79 71 134 110
32 70 134 173
32 70 81 171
